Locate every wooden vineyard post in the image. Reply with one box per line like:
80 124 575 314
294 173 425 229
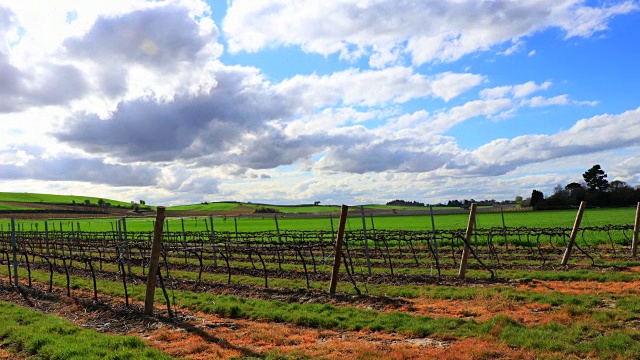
11 218 18 287
209 215 217 267
121 217 132 275
274 214 283 264
458 203 477 280
360 205 372 276
632 202 640 257
181 218 188 264
234 217 239 241
329 205 349 294
145 207 165 316
44 221 50 257
561 201 587 265
429 205 441 277
501 207 508 251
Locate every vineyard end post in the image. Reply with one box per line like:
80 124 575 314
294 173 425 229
458 203 477 280
561 201 587 265
360 205 372 276
11 218 18 287
329 205 349 294
145 206 166 316
209 215 217 267
632 202 640 257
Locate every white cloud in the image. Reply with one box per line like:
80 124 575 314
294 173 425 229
0 0 637 207
513 81 552 98
480 81 551 99
523 94 569 107
466 107 640 175
275 68 484 109
224 0 638 66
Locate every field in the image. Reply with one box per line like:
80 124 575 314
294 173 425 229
0 192 133 207
0 204 36 211
1 197 640 359
2 206 637 233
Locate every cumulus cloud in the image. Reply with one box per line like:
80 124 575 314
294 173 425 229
59 2 222 102
0 0 638 206
0 153 159 187
523 94 569 107
55 65 295 162
0 6 89 112
478 81 594 113
63 4 219 70
464 106 640 175
314 139 453 174
275 68 484 109
223 0 637 66
480 81 551 99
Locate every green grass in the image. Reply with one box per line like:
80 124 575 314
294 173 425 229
16 267 640 358
167 202 343 213
2 203 637 233
166 201 243 211
167 202 488 214
0 192 132 207
0 204 37 211
0 301 171 359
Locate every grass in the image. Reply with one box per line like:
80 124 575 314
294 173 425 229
4 206 637 233
0 204 37 211
0 301 171 359
0 192 132 207
13 266 640 358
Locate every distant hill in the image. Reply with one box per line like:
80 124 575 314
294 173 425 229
165 201 341 214
0 192 149 218
0 192 133 207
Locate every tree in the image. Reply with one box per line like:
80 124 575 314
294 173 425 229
98 199 105 207
583 164 609 191
609 180 630 191
565 182 584 191
609 180 635 206
530 190 544 209
515 196 523 207
564 182 586 206
84 199 91 206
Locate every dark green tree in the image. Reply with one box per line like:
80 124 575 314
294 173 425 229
583 164 609 191
530 190 544 210
565 182 586 206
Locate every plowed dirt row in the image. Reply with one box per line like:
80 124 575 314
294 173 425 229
0 278 539 359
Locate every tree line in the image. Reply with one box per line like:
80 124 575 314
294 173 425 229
530 164 640 209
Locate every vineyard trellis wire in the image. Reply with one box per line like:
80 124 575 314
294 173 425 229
1 222 637 303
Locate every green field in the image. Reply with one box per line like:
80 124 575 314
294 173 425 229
167 201 342 213
164 202 474 213
0 204 37 211
3 207 637 233
0 192 132 207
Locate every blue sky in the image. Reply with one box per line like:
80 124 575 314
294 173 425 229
0 0 639 205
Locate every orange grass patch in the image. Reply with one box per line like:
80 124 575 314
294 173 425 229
397 296 558 325
517 279 640 295
0 347 19 360
140 311 541 359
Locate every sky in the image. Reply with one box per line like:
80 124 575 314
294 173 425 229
1 0 639 206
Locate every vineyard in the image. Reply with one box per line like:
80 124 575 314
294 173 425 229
2 205 640 359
